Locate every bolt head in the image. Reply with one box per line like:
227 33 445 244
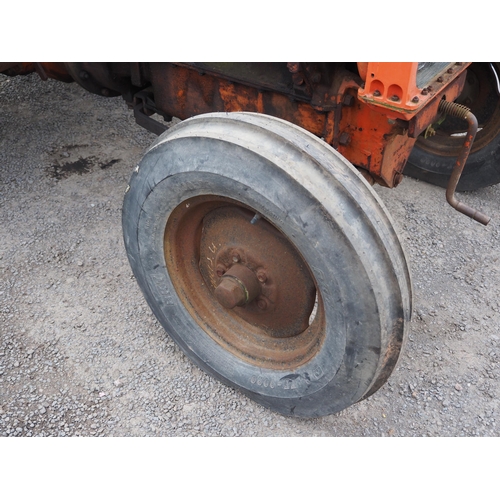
339 132 350 146
257 272 267 283
373 90 381 97
231 253 240 263
214 278 246 309
412 96 419 103
257 299 268 310
391 95 399 102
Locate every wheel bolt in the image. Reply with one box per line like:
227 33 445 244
214 263 261 310
214 278 247 309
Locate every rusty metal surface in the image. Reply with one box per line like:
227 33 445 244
413 63 500 156
213 263 262 309
2 61 474 191
407 72 467 138
200 206 316 337
164 196 323 369
358 62 470 119
149 63 327 136
337 65 468 186
337 99 417 187
145 63 396 186
438 101 490 225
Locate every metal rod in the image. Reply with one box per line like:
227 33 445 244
439 100 491 226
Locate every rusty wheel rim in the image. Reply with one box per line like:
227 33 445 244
416 63 500 156
164 195 324 370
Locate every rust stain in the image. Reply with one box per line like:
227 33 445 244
165 195 325 369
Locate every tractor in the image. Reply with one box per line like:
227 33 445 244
2 62 498 417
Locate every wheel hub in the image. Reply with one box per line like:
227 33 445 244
214 263 261 309
199 206 316 338
164 196 323 369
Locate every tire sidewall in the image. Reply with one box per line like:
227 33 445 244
407 136 500 190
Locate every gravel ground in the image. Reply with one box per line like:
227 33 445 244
1 72 499 437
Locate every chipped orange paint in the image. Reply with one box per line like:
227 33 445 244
358 62 470 120
2 61 470 189
218 81 264 114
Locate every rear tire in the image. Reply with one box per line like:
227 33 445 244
405 62 500 191
122 112 412 417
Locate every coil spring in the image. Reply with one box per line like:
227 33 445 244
438 100 470 120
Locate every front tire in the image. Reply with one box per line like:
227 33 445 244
122 112 412 417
